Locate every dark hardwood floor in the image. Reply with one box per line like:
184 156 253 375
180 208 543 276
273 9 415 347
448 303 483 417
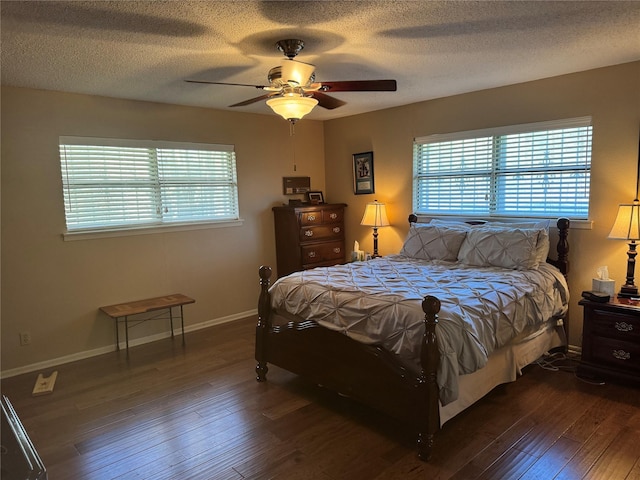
2 316 639 479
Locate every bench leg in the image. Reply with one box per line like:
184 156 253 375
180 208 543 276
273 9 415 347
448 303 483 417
180 305 185 345
115 318 120 350
170 307 175 338
124 315 129 352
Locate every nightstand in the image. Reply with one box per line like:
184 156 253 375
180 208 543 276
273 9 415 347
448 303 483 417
578 297 640 386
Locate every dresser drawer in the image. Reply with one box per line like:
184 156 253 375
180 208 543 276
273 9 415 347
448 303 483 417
300 208 344 226
588 336 640 373
590 308 640 341
322 208 343 224
300 210 323 226
299 224 344 242
301 241 345 265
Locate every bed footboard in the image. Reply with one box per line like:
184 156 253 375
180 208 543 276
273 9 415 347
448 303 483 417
418 295 441 460
255 265 272 383
255 265 442 461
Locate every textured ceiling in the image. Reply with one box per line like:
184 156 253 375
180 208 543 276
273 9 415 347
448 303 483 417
2 1 639 121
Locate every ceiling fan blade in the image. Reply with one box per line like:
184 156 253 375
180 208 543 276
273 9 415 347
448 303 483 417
229 93 275 107
185 79 268 90
312 92 346 110
319 80 397 92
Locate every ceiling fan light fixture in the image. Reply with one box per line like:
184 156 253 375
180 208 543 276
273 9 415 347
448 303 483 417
266 95 318 122
280 59 315 87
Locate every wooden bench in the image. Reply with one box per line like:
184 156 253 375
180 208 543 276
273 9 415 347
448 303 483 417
100 294 195 352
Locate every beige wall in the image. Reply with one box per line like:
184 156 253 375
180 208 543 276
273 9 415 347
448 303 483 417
2 62 639 373
1 87 325 373
324 61 640 347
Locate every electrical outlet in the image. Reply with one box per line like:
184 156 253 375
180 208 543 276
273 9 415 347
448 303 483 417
19 331 31 346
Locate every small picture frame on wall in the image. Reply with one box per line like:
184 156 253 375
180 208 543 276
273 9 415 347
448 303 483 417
307 191 325 204
353 151 374 195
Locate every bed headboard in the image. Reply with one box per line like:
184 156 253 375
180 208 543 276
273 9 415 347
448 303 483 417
407 214 570 276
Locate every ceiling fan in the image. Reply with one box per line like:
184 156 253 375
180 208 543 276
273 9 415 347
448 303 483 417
186 39 397 122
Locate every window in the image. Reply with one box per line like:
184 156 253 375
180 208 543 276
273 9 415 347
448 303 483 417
59 137 239 233
413 117 593 219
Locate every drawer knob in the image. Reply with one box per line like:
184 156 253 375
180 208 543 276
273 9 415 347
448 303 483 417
615 321 634 332
329 213 337 219
307 215 316 221
308 251 316 258
305 230 314 237
333 227 341 233
612 349 631 361
333 247 341 254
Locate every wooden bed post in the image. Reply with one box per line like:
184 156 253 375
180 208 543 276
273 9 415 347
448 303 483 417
556 218 570 276
554 217 570 350
255 265 272 382
417 295 441 461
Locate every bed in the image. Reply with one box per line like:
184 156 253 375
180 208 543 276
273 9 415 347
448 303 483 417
255 215 570 460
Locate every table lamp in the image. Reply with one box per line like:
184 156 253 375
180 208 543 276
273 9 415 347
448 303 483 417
608 198 640 298
360 200 390 257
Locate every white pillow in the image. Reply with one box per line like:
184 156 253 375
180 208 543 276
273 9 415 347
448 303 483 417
400 225 467 261
429 219 475 228
457 226 541 270
483 220 550 264
430 218 550 264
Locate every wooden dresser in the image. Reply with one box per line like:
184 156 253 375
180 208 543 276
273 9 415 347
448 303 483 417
578 297 640 386
273 203 347 277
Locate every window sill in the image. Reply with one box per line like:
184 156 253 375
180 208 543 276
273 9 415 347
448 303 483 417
62 219 244 241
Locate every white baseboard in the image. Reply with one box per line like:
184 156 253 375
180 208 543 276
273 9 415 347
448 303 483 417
0 309 257 379
1 314 582 379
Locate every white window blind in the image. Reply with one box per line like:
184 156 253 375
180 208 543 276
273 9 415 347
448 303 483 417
413 118 593 219
59 137 239 232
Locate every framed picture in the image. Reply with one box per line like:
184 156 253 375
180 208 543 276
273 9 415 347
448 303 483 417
353 151 374 195
307 191 325 204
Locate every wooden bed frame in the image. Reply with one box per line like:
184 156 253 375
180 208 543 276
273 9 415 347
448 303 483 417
255 216 570 460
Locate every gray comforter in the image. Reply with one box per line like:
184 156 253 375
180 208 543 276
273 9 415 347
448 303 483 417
269 255 569 404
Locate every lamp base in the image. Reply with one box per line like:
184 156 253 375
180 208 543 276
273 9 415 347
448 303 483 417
617 284 639 298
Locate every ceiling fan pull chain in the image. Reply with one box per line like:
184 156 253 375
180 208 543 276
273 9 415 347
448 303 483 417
290 121 297 172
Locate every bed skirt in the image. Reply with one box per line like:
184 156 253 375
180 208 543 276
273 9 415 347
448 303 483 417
439 321 565 425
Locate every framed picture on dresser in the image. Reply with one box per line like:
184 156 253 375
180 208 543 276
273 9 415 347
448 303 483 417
353 151 374 195
307 191 324 204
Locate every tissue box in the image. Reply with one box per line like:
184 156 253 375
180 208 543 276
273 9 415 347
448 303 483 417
351 250 366 262
592 278 615 297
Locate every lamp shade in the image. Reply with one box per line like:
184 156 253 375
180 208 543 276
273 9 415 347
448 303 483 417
360 200 390 227
266 95 318 122
608 200 640 240
280 59 315 86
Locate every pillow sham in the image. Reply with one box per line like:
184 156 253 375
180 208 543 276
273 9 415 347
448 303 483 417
400 225 467 261
430 218 550 264
457 226 541 270
480 221 550 265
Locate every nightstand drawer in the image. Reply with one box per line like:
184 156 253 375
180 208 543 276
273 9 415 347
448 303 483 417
590 308 640 341
579 298 640 386
589 336 640 372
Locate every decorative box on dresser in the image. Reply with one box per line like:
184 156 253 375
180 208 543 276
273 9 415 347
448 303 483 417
273 203 347 277
578 297 640 386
